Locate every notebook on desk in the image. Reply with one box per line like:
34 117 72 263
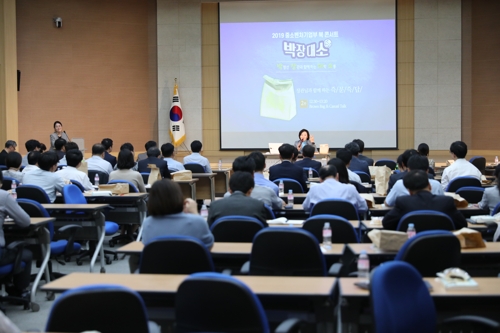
268 143 283 154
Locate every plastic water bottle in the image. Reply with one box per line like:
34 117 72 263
200 204 208 218
322 222 332 249
308 167 313 179
407 223 416 239
218 159 222 170
495 156 499 165
10 182 17 200
94 174 99 186
278 180 284 195
287 189 294 208
357 250 370 281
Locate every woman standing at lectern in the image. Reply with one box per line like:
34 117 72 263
294 129 316 153
49 121 70 150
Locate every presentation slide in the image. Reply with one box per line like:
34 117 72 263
219 1 396 150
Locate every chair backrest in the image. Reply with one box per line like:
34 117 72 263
469 156 486 174
350 181 368 193
0 165 7 171
492 202 500 216
455 186 485 204
374 159 397 170
139 236 214 274
17 198 54 239
56 165 67 170
17 185 51 204
263 204 275 219
0 177 15 191
175 272 269 333
140 172 150 184
302 167 319 179
69 179 85 192
395 230 461 276
62 184 86 204
272 178 304 193
87 170 109 185
46 284 150 333
446 176 482 192
250 228 326 276
184 163 205 173
353 171 371 183
210 216 265 242
310 198 360 221
397 210 455 232
303 214 359 243
107 179 139 193
371 261 436 333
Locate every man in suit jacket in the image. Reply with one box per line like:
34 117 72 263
383 170 467 230
207 171 268 227
353 139 374 167
101 138 117 168
269 143 308 191
137 147 171 179
345 142 371 176
294 144 321 174
0 140 17 166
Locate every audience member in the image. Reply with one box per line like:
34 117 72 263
22 151 66 202
101 138 117 168
441 141 482 190
137 140 157 162
336 148 361 183
248 151 279 195
58 141 79 166
479 164 500 214
109 149 146 192
417 142 436 176
22 151 40 174
345 141 370 176
207 171 268 227
117 142 138 171
353 139 374 166
56 149 94 191
184 140 212 173
2 152 24 183
269 144 307 191
161 143 184 172
382 170 467 230
137 147 171 179
327 158 350 184
294 144 321 173
0 172 31 297
302 165 368 212
54 138 66 161
86 144 113 175
21 139 41 167
388 149 418 192
0 140 17 165
39 143 47 153
385 155 444 207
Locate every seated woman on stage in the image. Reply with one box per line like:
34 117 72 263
49 121 70 150
109 149 146 193
479 165 500 214
294 129 316 153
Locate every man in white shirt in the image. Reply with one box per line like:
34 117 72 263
303 165 368 213
441 141 482 190
336 148 362 183
161 143 185 172
86 143 113 175
183 140 212 173
22 151 66 202
22 151 40 174
56 149 94 190
21 139 40 167
248 151 280 195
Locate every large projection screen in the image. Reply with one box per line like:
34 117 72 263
219 0 397 150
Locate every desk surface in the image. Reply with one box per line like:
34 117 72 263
42 272 336 296
360 220 487 230
348 242 500 255
41 203 110 210
4 217 55 226
85 192 148 198
192 173 216 177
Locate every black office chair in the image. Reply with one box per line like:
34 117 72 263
396 210 455 232
45 284 159 333
88 170 109 186
272 178 304 193
374 159 397 170
302 214 359 243
350 181 368 193
139 236 214 274
264 204 276 219
0 176 17 191
456 186 485 204
395 230 460 276
210 216 265 242
0 241 31 312
446 176 482 192
184 163 205 173
310 198 360 221
140 172 150 184
175 272 304 333
0 165 7 171
17 185 51 203
246 228 326 276
469 156 486 175
353 171 371 183
56 165 66 171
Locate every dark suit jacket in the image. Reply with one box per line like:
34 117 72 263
294 158 322 174
382 191 467 230
269 161 308 192
358 154 374 167
0 150 8 165
137 156 171 179
104 151 117 168
349 157 370 176
207 192 268 227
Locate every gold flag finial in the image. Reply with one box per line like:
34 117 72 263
173 78 178 95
